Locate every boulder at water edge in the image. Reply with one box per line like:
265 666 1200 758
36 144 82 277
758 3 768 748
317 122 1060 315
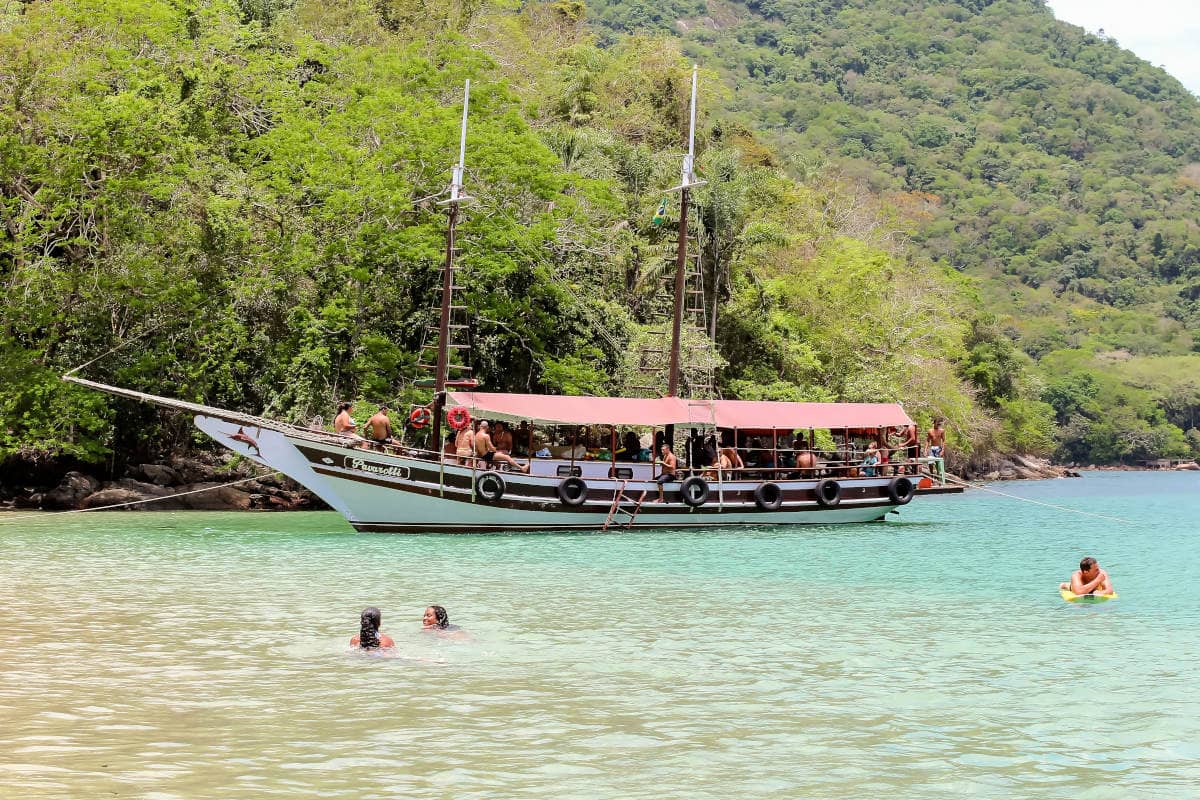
42 471 101 510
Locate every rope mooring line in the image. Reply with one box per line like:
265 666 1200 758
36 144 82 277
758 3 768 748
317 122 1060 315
0 472 281 525
942 473 1136 525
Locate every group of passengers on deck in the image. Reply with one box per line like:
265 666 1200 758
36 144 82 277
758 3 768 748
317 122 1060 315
433 419 948 480
332 401 948 480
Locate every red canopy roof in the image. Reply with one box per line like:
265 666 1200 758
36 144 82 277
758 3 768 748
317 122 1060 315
446 392 702 426
447 392 911 430
709 399 912 431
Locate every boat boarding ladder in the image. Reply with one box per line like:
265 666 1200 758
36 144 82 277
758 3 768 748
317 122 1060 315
603 480 648 531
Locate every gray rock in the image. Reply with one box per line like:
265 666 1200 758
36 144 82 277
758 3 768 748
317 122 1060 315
132 464 180 486
253 474 286 489
179 483 252 511
14 492 43 509
82 488 150 510
167 456 218 484
42 471 101 510
112 478 172 496
84 479 187 510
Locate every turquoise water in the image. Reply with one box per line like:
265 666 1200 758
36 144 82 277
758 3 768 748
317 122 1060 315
1 471 1198 798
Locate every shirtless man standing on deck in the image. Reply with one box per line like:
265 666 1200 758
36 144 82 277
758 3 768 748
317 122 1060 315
927 418 946 459
655 443 678 502
454 423 475 465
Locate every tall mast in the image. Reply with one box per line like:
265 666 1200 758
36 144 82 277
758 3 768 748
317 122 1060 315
667 65 703 398
430 80 471 449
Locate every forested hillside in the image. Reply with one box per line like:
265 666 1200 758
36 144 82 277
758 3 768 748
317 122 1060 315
587 0 1200 462
1 0 1198 471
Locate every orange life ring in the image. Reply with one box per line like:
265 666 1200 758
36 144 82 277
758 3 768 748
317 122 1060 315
408 406 432 429
447 406 471 431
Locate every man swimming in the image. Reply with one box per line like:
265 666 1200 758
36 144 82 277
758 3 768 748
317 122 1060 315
1060 556 1115 596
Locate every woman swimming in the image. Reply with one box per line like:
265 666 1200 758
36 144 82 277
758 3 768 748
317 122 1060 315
350 606 395 649
422 605 467 638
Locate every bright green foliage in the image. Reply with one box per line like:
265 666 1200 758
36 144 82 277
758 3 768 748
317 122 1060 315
0 0 622 461
997 398 1056 456
1037 349 1200 462
585 0 1200 461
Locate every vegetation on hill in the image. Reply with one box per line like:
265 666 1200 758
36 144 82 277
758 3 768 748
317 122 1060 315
585 0 1200 463
1 0 1197 470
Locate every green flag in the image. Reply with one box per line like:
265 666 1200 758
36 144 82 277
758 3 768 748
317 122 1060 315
651 197 668 227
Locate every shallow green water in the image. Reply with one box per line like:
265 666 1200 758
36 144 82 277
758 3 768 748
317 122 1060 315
1 471 1198 799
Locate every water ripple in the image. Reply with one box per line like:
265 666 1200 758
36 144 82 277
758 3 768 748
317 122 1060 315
1 472 1198 797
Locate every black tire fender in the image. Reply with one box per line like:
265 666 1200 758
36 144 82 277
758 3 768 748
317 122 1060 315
556 476 588 507
475 472 506 503
888 476 915 505
753 481 784 511
814 478 841 508
679 475 709 507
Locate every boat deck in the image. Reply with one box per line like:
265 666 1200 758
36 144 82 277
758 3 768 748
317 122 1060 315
915 484 965 495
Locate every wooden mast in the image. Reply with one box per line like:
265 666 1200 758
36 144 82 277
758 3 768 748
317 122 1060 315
667 65 701 398
430 80 471 451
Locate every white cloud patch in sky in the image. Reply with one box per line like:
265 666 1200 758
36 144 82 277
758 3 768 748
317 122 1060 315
1047 0 1200 95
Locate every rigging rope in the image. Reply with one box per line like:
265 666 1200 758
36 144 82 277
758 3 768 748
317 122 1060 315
0 472 281 525
941 474 1136 525
62 320 169 378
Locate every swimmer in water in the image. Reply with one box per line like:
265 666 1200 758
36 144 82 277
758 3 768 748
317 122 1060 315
350 606 395 649
422 605 467 639
1060 556 1115 596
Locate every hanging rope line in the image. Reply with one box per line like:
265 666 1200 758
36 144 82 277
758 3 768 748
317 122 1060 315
941 474 1136 525
62 320 170 378
0 472 280 525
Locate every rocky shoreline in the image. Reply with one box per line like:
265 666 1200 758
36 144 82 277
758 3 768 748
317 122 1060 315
954 454 1080 482
0 451 325 513
3 450 1196 513
954 453 1199 482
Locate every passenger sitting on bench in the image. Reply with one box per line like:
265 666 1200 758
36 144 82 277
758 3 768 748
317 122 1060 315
474 420 530 473
718 446 744 477
793 447 818 478
655 443 678 502
364 405 397 448
616 430 641 462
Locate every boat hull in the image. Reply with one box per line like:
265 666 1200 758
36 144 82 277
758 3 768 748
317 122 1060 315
195 415 908 532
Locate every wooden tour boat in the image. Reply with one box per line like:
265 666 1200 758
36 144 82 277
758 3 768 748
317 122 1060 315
68 70 959 532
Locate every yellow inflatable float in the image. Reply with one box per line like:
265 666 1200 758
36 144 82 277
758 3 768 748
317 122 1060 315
1060 588 1118 604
